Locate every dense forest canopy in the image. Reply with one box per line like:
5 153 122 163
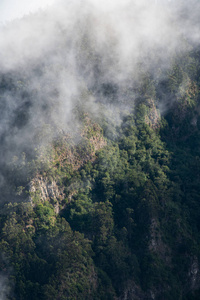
0 0 200 299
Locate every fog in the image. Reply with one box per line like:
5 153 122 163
0 0 199 188
0 0 56 23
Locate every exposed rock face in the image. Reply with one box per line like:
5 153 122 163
82 116 107 157
118 282 146 300
145 99 161 129
117 215 200 300
149 218 171 264
166 79 199 140
30 177 65 203
29 117 106 211
118 281 164 300
187 256 200 292
29 176 65 213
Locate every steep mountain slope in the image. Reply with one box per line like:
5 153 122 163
0 1 200 300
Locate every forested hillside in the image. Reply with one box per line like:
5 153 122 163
0 1 200 299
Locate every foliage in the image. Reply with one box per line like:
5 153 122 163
0 37 200 300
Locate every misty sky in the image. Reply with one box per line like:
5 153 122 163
0 0 56 23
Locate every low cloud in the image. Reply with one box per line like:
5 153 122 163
0 0 199 189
